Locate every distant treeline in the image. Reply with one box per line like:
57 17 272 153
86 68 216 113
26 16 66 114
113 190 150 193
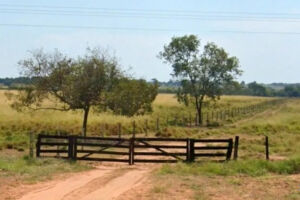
158 80 300 97
1 77 300 97
0 77 35 89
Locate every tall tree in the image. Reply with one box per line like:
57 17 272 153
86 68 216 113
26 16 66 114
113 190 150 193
159 35 242 124
8 48 122 136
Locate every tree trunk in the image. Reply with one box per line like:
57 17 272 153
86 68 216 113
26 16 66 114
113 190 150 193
82 107 90 137
197 102 203 125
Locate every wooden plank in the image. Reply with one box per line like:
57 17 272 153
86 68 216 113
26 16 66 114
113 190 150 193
135 138 187 142
76 143 129 148
134 152 186 156
39 135 69 139
194 146 228 150
40 150 68 153
39 156 69 159
194 153 227 157
134 159 178 163
80 140 128 158
76 136 130 141
77 150 129 155
77 157 129 162
134 144 186 149
194 139 231 143
40 142 69 146
137 140 185 161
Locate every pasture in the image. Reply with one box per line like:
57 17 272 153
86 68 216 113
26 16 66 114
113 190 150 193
0 90 299 200
0 90 274 149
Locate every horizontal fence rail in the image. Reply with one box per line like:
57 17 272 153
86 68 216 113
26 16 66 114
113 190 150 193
36 134 237 164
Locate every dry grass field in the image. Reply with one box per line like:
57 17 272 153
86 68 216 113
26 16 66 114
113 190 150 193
0 90 299 200
0 90 274 149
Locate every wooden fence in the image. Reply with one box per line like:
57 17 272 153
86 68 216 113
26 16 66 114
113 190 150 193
36 134 238 165
85 99 285 137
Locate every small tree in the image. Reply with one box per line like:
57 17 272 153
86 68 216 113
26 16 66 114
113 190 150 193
106 78 158 116
159 35 242 124
8 48 121 136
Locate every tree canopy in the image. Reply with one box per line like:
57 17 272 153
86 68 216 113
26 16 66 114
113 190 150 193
7 48 159 136
105 78 158 116
9 48 122 136
159 35 242 124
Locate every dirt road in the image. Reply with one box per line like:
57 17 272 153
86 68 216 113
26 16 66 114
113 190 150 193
17 164 151 200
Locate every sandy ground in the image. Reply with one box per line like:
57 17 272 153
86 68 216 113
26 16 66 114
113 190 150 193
15 164 152 200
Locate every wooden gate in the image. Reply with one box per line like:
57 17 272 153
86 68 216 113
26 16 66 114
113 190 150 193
133 138 188 164
36 135 235 165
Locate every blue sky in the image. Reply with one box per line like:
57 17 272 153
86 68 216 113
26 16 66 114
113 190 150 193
1 0 300 83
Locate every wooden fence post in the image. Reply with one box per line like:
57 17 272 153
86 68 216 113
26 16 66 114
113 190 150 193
36 134 41 157
265 136 269 160
189 113 192 127
156 117 160 132
186 138 190 162
68 135 74 160
226 138 233 161
73 136 77 160
129 138 132 165
56 131 60 157
233 136 239 160
186 138 195 162
129 138 135 165
190 139 195 162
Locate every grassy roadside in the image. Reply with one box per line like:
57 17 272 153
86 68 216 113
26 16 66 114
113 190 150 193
0 151 90 183
146 157 300 200
149 169 300 200
159 157 300 177
145 98 300 200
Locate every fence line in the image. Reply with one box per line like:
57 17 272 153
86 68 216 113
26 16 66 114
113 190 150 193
87 99 285 137
36 134 236 165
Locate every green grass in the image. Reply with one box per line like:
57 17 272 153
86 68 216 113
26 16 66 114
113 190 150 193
0 91 274 134
287 192 300 200
0 91 278 150
0 154 90 182
159 157 300 177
